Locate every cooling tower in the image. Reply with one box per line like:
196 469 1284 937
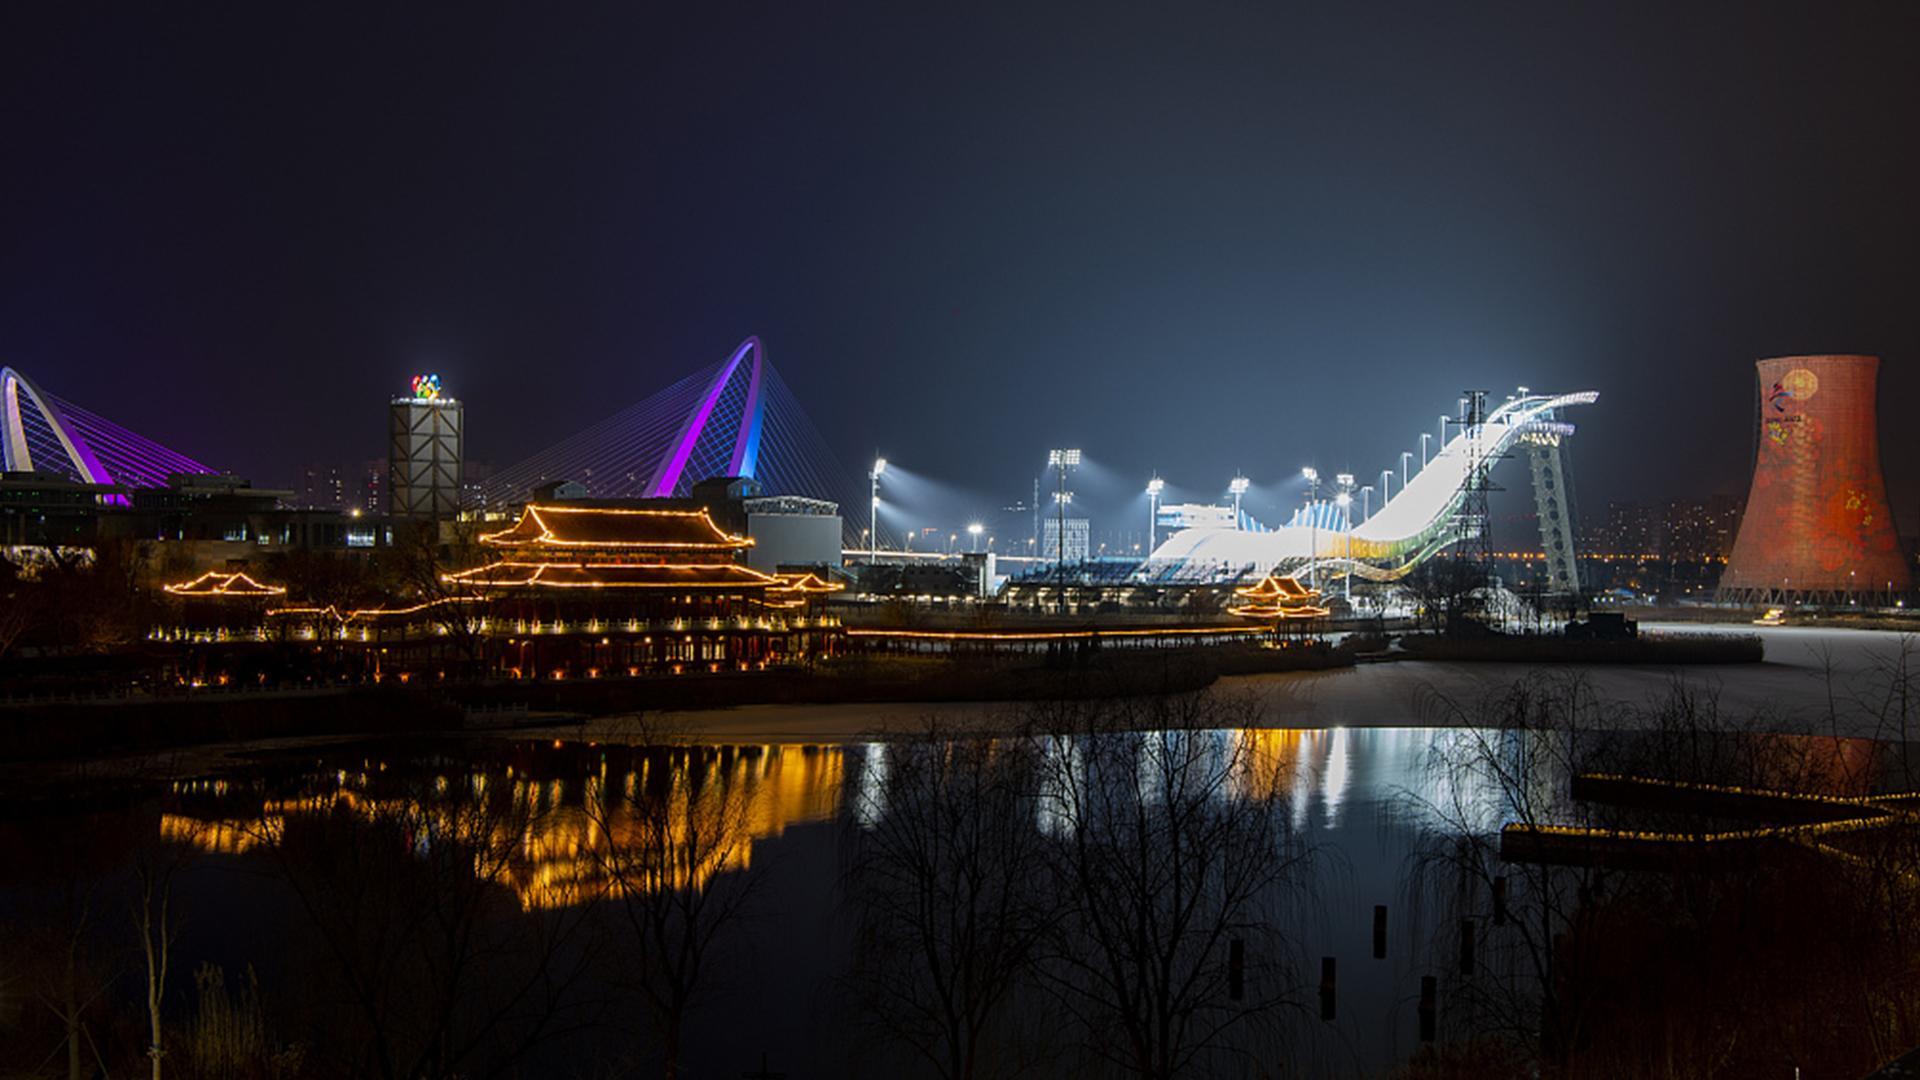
1718 355 1910 606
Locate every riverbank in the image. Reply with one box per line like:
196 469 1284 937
11 624 1919 774
0 642 1350 764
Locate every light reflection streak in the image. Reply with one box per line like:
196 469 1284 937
162 728 1619 908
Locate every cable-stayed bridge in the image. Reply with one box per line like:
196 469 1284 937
479 337 858 518
1 366 214 494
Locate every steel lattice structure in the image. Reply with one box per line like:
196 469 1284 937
478 337 856 517
1 366 214 493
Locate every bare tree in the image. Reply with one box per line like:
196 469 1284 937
133 852 184 1080
0 550 39 661
582 732 763 1079
257 773 599 1079
842 720 1051 1079
377 519 495 673
1030 692 1312 1078
1403 556 1489 635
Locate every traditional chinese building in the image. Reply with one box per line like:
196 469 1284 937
439 503 842 677
157 570 287 642
1227 573 1330 642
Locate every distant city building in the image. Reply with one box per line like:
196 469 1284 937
296 463 349 511
388 374 463 521
1719 355 1910 606
297 460 388 514
1587 495 1742 561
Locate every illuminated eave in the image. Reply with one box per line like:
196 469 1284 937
163 570 287 597
442 560 780 590
480 504 753 551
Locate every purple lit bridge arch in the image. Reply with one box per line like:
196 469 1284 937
479 336 856 522
646 335 765 497
1 366 214 493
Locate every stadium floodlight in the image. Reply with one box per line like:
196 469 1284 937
1302 467 1322 590
869 456 888 562
1336 491 1354 601
1047 449 1082 607
1146 475 1165 553
1335 472 1354 489
967 521 984 552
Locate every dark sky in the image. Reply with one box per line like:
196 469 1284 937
6 3 1919 536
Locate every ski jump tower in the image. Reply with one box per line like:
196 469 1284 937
1718 355 1909 607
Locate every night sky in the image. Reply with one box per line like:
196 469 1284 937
6 4 1919 538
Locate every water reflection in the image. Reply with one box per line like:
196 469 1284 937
4 721 1897 1079
159 726 1896 914
162 743 845 908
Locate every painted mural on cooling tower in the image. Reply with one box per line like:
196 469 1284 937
1721 354 1910 597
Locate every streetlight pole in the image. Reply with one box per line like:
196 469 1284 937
1438 415 1448 453
1421 432 1431 468
1335 474 1354 603
869 457 887 563
1146 475 1164 554
1361 484 1373 523
1380 468 1392 505
1049 449 1081 612
1401 451 1412 489
1301 467 1319 591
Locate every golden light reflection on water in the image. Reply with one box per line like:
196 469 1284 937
163 745 846 910
159 729 1890 911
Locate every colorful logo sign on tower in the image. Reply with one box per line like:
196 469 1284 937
410 374 442 400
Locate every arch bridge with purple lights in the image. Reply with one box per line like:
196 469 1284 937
1 366 214 496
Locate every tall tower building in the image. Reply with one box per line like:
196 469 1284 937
388 374 463 521
1718 355 1909 607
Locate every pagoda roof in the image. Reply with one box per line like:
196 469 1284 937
481 504 752 551
444 561 777 590
163 570 287 598
1227 572 1328 620
769 571 844 594
1233 573 1318 602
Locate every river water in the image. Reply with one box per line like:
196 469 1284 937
4 709 1906 1078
